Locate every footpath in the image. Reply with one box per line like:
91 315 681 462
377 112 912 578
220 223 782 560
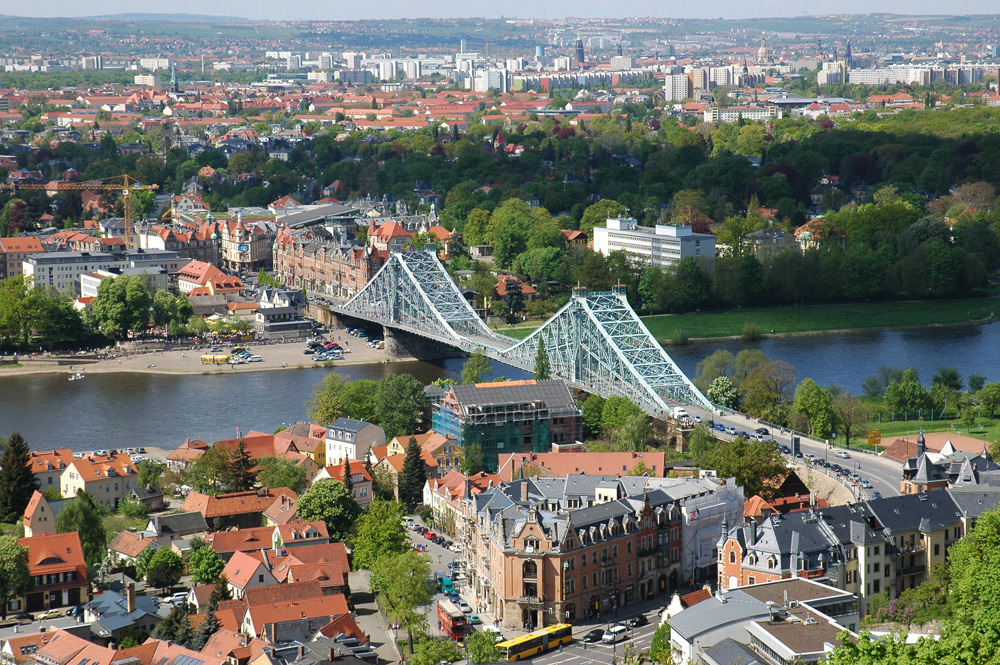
349 570 402 665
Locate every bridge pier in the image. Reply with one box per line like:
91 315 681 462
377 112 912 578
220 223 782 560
383 327 455 361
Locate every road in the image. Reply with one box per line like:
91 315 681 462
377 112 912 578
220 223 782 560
530 613 661 665
686 406 903 500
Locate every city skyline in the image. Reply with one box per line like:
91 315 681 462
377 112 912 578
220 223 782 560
9 2 1000 21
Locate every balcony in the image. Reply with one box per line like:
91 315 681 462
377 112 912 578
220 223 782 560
900 564 926 577
897 542 926 554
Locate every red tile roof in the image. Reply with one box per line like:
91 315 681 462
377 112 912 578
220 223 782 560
246 595 349 635
19 532 87 580
183 488 296 519
222 551 273 589
108 530 157 558
496 452 668 482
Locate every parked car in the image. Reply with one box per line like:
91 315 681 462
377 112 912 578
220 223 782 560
303 348 315 354
582 629 605 643
602 625 629 644
755 427 770 435
468 614 482 625
725 426 737 435
626 614 649 628
0 618 18 628
423 531 437 540
458 601 472 613
861 479 872 489
37 609 62 620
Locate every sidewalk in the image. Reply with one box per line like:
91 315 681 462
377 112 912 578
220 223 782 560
349 570 401 665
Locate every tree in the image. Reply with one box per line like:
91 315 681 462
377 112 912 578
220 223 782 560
153 603 191 643
372 465 396 501
307 374 345 426
601 396 643 431
342 457 354 495
371 551 433 654
0 432 39 523
399 437 427 511
374 374 425 441
117 497 147 519
340 379 378 422
611 414 655 451
0 536 32 620
135 546 158 580
225 439 255 492
461 351 492 384
297 478 362 542
137 460 165 488
700 437 787 500
979 383 1000 418
192 599 220 649
257 457 307 492
185 447 228 494
931 366 963 392
533 339 551 380
688 424 716 462
210 575 232 604
502 278 525 322
352 500 407 570
188 545 225 585
90 275 153 337
832 394 869 447
706 376 739 409
146 548 183 593
694 349 736 391
411 636 461 665
459 442 484 476
969 374 987 392
884 368 933 414
581 394 606 438
465 630 502 664
579 199 628 239
649 622 672 664
794 379 834 438
55 491 107 568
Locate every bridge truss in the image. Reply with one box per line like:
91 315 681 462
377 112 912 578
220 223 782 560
334 250 711 416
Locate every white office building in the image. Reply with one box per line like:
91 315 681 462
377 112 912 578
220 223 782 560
592 217 715 269
24 249 185 295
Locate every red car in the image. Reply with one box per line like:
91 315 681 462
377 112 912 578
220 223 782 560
424 531 437 540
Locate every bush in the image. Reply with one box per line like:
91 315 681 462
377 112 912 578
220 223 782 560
117 497 147 519
414 505 433 522
741 321 762 341
670 329 690 345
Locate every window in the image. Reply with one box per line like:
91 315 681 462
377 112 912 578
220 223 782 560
874 579 880 593
748 576 755 585
258 574 265 582
613 545 618 558
934 543 940 556
593 572 598 586
581 555 586 568
729 551 736 564
582 575 587 589
627 542 632 554
627 562 633 575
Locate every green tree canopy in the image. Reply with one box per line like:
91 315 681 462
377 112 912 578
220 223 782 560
146 547 183 593
90 275 153 337
794 378 834 438
399 437 427 511
55 491 107 568
461 351 492 384
371 550 433 654
0 536 33 620
352 500 408 570
601 396 644 431
225 439 256 492
0 432 39 523
373 373 426 441
884 368 933 414
256 457 307 492
188 545 225 585
700 437 787 500
297 478 362 542
533 339 551 380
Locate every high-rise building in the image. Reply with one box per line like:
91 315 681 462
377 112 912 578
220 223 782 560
575 39 585 67
663 73 693 101
592 218 715 269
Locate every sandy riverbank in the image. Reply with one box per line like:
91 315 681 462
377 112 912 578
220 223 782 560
0 335 416 378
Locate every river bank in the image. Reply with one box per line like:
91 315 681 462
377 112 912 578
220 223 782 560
0 337 426 378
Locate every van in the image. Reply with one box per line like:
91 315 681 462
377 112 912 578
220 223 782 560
440 578 455 594
602 625 629 644
673 407 689 419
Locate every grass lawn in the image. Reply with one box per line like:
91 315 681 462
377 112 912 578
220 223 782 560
642 297 998 342
865 415 1000 448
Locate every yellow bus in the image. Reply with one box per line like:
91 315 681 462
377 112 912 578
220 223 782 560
200 354 230 365
495 624 573 660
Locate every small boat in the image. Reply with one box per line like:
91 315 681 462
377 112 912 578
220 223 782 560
68 372 84 381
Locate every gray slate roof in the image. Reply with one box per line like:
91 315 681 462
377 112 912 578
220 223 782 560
147 511 208 535
450 379 579 415
668 589 769 640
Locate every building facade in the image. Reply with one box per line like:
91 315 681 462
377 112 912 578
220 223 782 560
430 380 583 472
592 218 715 269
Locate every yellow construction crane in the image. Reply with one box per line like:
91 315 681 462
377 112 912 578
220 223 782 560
2 174 159 248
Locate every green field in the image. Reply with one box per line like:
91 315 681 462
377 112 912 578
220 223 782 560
642 298 998 343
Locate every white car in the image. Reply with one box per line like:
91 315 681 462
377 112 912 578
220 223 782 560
602 625 629 644
835 450 851 459
448 544 462 553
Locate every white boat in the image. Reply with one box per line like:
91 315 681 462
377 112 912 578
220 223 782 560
68 373 84 381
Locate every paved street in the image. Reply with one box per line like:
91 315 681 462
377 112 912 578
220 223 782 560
687 406 904 499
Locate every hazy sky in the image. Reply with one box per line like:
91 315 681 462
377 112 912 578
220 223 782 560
14 0 1000 21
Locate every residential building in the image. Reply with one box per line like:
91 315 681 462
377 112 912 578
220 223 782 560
107 530 157 567
664 74 693 101
366 221 412 253
703 105 782 123
1 632 57 665
128 485 165 512
384 431 462 474
374 451 440 499
223 551 279 599
314 461 373 507
182 488 298 530
423 470 500 538
592 218 715 269
16 532 88 613
429 380 583 472
142 512 209 546
0 237 44 280
220 216 275 273
23 249 185 295
325 419 386 466
208 522 328 561
274 422 328 468
175 259 244 296
241 595 350 638
461 473 742 630
26 449 75 491
22 491 68 538
899 430 999 494
272 233 386 299
60 453 139 510
26 630 116 665
83 586 161 642
667 579 858 665
496 451 671 482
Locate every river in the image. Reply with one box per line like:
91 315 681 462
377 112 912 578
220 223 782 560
3 322 998 452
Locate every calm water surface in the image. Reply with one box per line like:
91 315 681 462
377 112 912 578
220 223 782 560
3 322 999 451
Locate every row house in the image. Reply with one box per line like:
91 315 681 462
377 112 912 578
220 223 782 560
272 235 386 299
721 486 1000 616
461 473 743 631
0 237 45 280
60 452 139 510
26 449 75 492
16 532 88 613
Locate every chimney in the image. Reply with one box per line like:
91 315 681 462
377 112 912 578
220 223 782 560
520 482 528 503
126 582 136 613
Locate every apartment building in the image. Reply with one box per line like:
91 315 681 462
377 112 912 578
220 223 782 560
60 453 139 510
0 237 44 279
430 380 583 472
703 105 782 124
592 218 715 269
325 418 386 466
461 473 743 630
663 74 693 102
23 249 184 295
